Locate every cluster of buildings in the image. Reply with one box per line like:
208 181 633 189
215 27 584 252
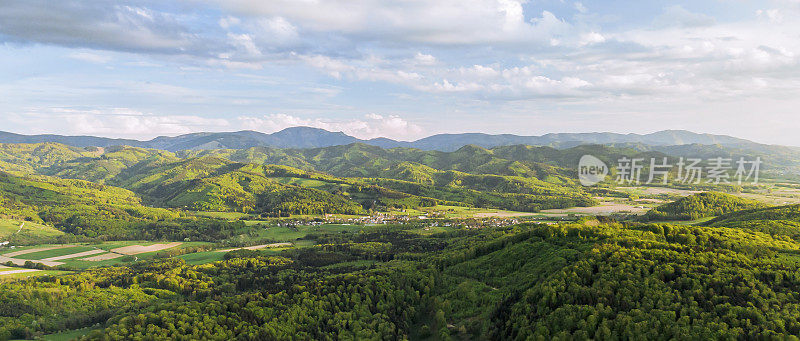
264 212 562 229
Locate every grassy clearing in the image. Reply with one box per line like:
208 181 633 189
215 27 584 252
662 216 717 225
194 211 253 220
38 326 101 341
0 269 72 281
270 177 332 188
0 219 63 239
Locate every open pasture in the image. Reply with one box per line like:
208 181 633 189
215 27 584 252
0 219 64 239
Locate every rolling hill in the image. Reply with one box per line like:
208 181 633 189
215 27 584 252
0 127 778 152
704 204 800 239
0 142 599 215
0 172 178 238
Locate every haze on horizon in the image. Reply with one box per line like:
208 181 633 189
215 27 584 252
1 0 798 146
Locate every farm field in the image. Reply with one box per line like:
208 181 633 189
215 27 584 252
177 251 226 265
0 241 212 269
415 205 533 218
540 200 652 215
13 246 97 260
0 222 378 272
614 184 800 207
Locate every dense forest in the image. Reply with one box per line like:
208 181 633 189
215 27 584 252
5 218 800 339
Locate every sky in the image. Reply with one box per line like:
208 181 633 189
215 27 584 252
1 0 799 145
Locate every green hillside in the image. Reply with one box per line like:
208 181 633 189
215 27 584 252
43 146 179 183
0 143 598 214
643 192 768 221
179 142 640 179
0 143 96 175
106 158 367 215
0 172 178 238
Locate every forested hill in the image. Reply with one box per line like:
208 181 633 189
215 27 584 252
0 127 770 151
179 143 668 177
0 172 178 239
704 204 800 240
643 192 768 221
0 143 599 219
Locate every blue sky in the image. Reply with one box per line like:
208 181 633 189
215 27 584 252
1 0 799 145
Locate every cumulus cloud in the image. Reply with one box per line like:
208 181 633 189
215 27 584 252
410 52 437 66
214 0 574 45
237 113 423 140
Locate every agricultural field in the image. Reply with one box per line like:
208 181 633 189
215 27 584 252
0 241 213 269
0 264 72 281
540 199 654 215
415 205 536 218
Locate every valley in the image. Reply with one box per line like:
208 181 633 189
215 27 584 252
3 139 800 340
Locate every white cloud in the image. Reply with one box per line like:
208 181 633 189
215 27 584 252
411 52 437 66
257 17 298 43
296 54 354 78
215 0 574 45
7 108 231 139
226 33 263 58
579 32 605 46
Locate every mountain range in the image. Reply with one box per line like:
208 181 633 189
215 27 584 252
0 127 775 152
